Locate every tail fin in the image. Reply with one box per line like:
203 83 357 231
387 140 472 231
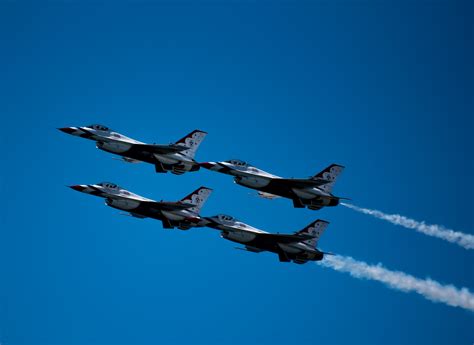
180 186 213 213
175 130 207 159
312 164 344 193
295 219 329 247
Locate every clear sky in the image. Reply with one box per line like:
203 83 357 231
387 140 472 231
1 1 473 344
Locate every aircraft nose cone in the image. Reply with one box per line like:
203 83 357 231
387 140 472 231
69 185 86 192
58 127 75 134
200 162 214 169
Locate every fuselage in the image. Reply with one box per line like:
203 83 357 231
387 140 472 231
59 125 201 174
70 183 204 228
98 143 200 173
204 215 324 263
201 161 339 209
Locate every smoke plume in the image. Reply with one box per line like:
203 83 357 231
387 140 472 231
341 203 474 250
318 255 474 312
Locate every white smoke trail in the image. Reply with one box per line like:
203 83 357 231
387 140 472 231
318 255 474 312
341 203 474 250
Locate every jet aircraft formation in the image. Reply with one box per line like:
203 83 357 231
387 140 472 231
60 124 345 264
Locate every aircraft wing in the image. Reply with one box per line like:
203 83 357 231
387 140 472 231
270 178 330 189
107 196 196 212
131 143 190 154
256 233 314 244
161 216 201 229
96 136 189 154
143 201 195 211
221 226 312 244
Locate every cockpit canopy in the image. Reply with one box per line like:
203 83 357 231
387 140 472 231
225 159 248 167
97 182 118 189
217 214 236 222
87 124 110 131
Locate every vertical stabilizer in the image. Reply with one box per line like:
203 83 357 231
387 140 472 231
295 219 329 247
180 186 213 213
175 130 207 159
312 164 344 193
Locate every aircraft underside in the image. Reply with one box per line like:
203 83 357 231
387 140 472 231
248 183 339 210
106 202 198 230
98 145 199 174
222 232 324 264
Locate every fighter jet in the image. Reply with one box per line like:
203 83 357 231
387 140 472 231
69 182 212 230
200 160 345 210
203 215 332 264
58 124 207 174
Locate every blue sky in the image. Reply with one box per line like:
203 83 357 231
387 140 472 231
1 1 473 344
